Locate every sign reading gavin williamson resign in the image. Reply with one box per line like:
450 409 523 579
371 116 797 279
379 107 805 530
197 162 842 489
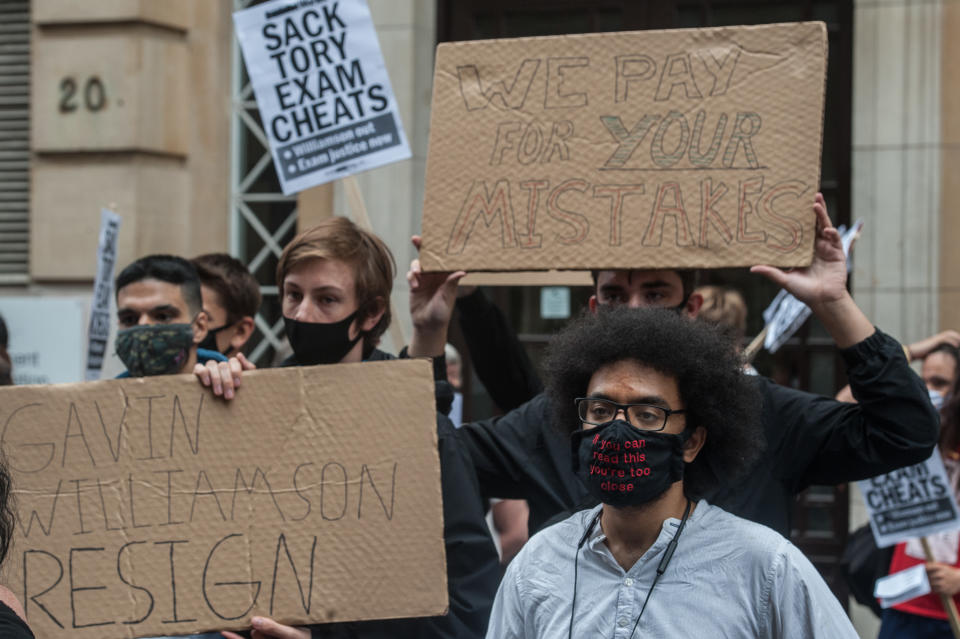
234 0 411 194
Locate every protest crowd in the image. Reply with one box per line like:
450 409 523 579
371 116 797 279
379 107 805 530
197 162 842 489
2 5 960 639
0 196 956 639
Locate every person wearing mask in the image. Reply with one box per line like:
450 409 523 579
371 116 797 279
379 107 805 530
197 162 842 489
114 255 227 378
879 365 960 637
835 329 960 404
198 218 500 639
414 193 939 537
486 306 857 638
921 341 960 403
0 456 33 638
191 253 260 358
113 255 231 639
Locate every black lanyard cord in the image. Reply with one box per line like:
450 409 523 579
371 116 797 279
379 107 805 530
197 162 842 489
568 510 603 639
567 500 693 639
628 498 693 638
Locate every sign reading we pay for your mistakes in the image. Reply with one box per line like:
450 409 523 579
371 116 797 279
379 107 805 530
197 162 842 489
419 22 828 273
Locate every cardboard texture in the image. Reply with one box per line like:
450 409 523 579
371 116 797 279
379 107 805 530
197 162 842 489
420 22 827 272
0 360 446 637
461 270 593 287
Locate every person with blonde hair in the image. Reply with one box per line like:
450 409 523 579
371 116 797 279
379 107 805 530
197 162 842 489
199 218 500 639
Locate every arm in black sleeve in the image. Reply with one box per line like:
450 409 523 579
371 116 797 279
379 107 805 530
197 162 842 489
0 601 34 639
456 394 584 533
398 346 454 417
768 329 939 491
456 394 551 502
425 413 501 637
455 288 542 412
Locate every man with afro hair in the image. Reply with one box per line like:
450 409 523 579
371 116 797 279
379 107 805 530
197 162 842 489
416 193 939 538
485 306 857 638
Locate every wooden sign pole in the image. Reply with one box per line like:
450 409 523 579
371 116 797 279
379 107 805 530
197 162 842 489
920 537 960 638
742 326 768 364
342 175 408 352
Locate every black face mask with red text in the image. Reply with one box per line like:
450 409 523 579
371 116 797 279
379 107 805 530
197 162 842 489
570 419 689 508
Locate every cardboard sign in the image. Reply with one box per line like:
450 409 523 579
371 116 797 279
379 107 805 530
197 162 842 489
858 452 960 548
420 22 827 272
85 208 122 381
460 270 593 287
1 360 446 637
234 0 412 194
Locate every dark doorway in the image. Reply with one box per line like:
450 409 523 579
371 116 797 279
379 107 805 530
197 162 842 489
439 0 854 603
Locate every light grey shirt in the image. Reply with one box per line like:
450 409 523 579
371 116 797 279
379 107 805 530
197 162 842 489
486 501 858 639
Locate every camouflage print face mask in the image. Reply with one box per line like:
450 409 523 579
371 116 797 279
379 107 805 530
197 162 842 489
115 323 195 377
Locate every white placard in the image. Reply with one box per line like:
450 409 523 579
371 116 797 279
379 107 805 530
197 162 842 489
234 0 411 194
858 451 960 548
761 220 863 353
85 208 121 381
0 297 87 385
875 565 931 608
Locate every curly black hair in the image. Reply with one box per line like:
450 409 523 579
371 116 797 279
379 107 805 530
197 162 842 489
115 254 204 316
543 306 764 499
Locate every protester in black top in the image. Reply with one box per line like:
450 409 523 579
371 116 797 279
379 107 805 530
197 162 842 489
0 453 34 638
0 600 33 639
201 219 499 639
190 253 261 357
423 193 940 536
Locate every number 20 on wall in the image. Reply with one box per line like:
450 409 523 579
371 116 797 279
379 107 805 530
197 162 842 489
59 76 107 113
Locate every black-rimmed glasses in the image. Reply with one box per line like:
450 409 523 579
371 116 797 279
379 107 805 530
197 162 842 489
574 397 685 431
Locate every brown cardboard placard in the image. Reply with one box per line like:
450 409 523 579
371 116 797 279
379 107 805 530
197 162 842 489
420 22 827 272
0 360 446 638
461 270 593 287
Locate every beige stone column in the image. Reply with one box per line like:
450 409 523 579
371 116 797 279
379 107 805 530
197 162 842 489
849 1 947 636
941 1 960 330
850 1 943 345
29 0 232 281
296 183 335 232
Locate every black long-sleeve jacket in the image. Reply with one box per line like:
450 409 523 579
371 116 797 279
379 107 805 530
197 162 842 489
456 289 542 413
455 293 939 536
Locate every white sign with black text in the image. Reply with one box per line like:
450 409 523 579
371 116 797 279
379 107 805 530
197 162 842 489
762 220 863 353
85 208 121 381
234 0 411 194
858 451 960 548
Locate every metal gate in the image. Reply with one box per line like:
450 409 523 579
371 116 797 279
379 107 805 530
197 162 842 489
230 0 298 365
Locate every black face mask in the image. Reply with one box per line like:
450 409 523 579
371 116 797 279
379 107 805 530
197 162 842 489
283 310 363 365
571 419 689 508
115 323 195 377
197 323 236 357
